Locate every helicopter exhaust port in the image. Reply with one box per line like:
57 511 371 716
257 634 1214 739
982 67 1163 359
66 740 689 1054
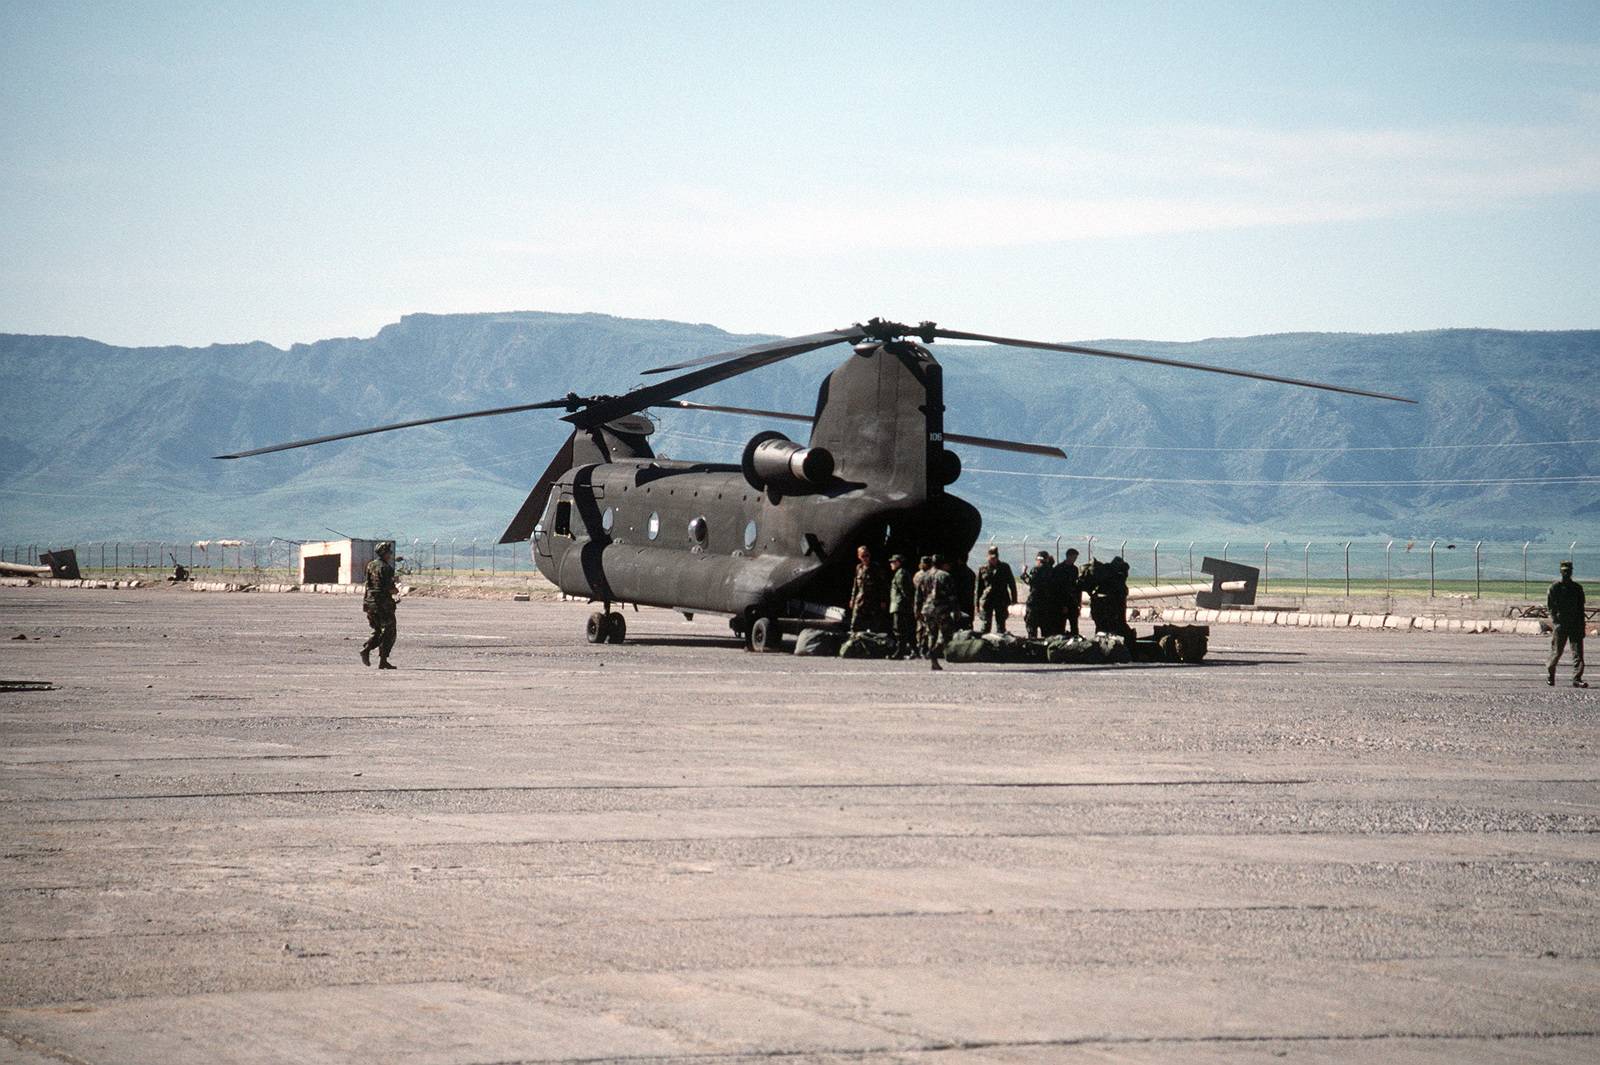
741 431 835 493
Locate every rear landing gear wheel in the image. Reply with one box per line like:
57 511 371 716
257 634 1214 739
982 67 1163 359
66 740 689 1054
586 612 608 644
605 611 626 644
749 616 779 653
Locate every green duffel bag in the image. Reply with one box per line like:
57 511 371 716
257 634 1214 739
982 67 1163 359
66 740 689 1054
944 633 998 663
839 632 895 658
1045 635 1102 664
1095 633 1132 663
795 629 843 657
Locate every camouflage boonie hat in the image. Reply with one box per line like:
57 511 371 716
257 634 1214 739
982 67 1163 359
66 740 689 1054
375 541 395 555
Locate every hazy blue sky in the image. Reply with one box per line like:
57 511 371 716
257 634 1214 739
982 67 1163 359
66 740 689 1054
3 1 1597 348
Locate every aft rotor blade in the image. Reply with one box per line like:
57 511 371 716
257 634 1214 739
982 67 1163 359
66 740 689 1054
928 328 1418 404
640 327 866 376
661 401 1065 458
214 398 577 459
944 432 1067 458
658 399 813 424
569 327 868 430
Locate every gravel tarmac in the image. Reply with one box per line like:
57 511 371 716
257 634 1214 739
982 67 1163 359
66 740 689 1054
0 585 1596 1064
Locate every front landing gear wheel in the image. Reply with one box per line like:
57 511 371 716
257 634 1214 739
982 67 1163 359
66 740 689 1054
587 611 628 644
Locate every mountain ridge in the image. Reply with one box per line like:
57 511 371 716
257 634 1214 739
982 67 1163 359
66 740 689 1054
2 312 1596 545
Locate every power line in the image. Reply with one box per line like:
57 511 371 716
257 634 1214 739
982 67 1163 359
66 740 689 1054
965 468 1600 488
1050 438 1600 453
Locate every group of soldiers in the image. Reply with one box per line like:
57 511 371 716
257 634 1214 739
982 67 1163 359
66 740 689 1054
847 546 965 668
848 543 1112 669
1019 548 1084 639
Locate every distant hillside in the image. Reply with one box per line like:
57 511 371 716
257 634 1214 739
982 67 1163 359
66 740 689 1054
1 312 1596 545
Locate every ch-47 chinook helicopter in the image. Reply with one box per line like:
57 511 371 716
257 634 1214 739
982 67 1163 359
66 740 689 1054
218 318 1413 649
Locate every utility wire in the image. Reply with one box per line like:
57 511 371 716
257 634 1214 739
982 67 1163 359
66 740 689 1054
966 468 1600 487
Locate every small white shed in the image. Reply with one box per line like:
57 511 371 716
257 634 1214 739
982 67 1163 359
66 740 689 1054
298 539 382 585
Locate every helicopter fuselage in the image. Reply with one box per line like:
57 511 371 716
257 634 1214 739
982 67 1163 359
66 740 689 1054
527 338 983 632
532 456 981 625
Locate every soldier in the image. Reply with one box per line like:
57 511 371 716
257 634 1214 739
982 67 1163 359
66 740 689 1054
1059 547 1082 637
913 555 935 658
974 545 1018 634
360 541 400 669
888 554 916 659
1023 551 1055 639
1085 556 1133 639
1547 560 1587 688
848 545 889 634
921 555 960 671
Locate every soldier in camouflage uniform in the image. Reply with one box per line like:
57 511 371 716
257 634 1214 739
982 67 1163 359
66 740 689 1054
912 556 934 658
888 554 916 659
921 555 959 671
974 545 1018 634
360 541 399 669
848 545 889 634
1547 560 1587 688
1023 552 1056 638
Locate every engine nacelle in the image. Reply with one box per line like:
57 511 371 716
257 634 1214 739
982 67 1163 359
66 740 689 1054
741 431 835 494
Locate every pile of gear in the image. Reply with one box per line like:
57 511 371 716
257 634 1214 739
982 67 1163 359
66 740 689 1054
800 622 1208 665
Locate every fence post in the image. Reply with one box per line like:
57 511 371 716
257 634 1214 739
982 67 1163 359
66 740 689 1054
1429 540 1437 597
1263 542 1269 595
1304 542 1311 600
1084 536 1093 562
1344 542 1351 596
1475 541 1482 599
1153 541 1160 586
1188 542 1194 582
1385 541 1393 602
1524 542 1530 598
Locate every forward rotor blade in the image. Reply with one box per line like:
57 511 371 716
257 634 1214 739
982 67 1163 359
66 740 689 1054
929 328 1418 404
568 327 867 430
214 398 577 459
498 431 576 543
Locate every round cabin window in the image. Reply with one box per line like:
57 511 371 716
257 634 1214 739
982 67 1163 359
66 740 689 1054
647 512 661 541
601 507 614 532
743 520 758 550
688 516 708 545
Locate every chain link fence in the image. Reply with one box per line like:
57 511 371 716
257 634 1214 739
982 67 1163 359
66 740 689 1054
982 537 1597 603
2 535 1594 603
0 538 541 588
